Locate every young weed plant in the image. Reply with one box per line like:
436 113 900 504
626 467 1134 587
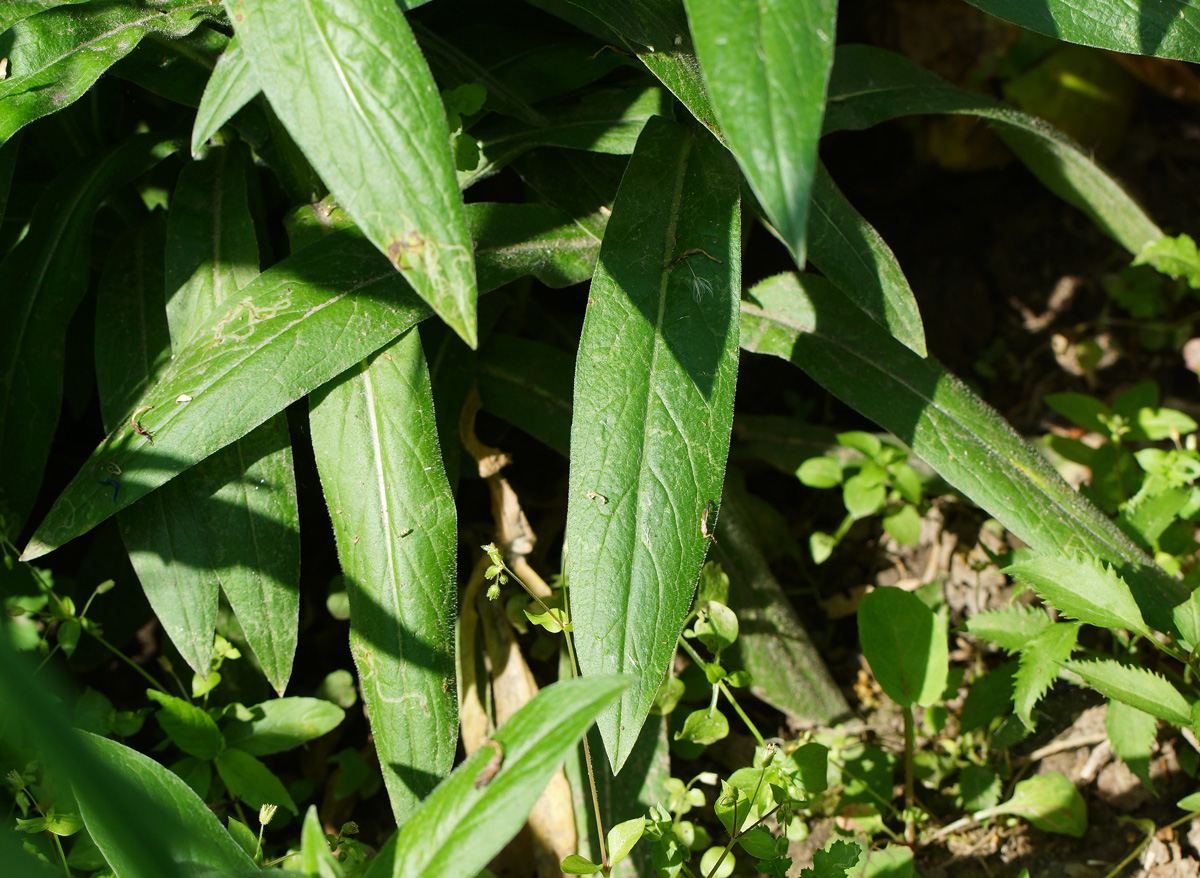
4 0 1200 875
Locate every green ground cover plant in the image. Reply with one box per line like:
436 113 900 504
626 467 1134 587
6 0 1200 876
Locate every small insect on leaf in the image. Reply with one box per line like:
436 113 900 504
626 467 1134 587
474 740 504 789
0 58 9 80
701 500 718 544
131 405 155 445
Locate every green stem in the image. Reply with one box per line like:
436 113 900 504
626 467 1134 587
902 704 915 845
677 638 764 744
89 629 168 693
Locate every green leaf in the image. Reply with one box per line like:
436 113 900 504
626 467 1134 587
674 708 729 746
470 203 601 292
1064 659 1191 727
825 45 1162 255
233 0 478 345
846 843 913 878
224 697 346 756
693 601 738 653
23 203 578 562
959 0 1200 63
964 605 1053 653
959 661 1016 733
842 474 886 520
797 457 843 489
738 271 1197 646
462 86 666 189
982 774 1087 837
801 839 862 878
147 690 225 760
565 117 741 771
0 0 216 146
1044 392 1110 435
683 0 835 268
857 587 948 707
227 817 259 862
310 329 457 825
1013 622 1079 729
300 805 343 878
214 747 298 815
561 854 603 874
386 675 629 878
607 816 646 866
1136 233 1200 288
808 163 926 356
15 812 83 837
1005 553 1153 639
1106 699 1158 795
477 334 576 457
882 504 921 545
191 37 260 155
0 135 173 539
111 27 229 110
80 733 260 875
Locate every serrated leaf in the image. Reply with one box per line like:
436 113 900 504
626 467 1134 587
310 329 457 825
683 0 835 270
1013 623 1079 729
224 697 346 756
385 676 629 878
192 38 260 155
959 0 1200 63
0 0 217 146
964 606 1053 653
808 163 926 356
825 45 1161 255
1005 553 1153 639
232 0 478 344
1135 233 1200 288
565 117 741 771
858 587 948 708
985 774 1087 837
1106 699 1158 795
801 839 861 878
22 203 592 562
0 135 173 540
1064 659 1191 727
738 271 1197 646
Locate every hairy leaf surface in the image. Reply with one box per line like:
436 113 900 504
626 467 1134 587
310 329 458 825
566 117 741 771
231 0 478 344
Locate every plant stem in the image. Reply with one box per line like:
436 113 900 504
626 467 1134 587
677 638 765 744
90 628 169 693
563 581 610 871
902 703 915 845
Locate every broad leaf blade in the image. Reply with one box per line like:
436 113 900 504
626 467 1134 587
224 697 346 756
824 45 1161 255
191 37 260 155
477 334 576 457
683 0 836 267
1064 659 1192 727
738 272 1196 644
22 203 599 561
0 135 172 540
962 0 1200 63
231 0 478 345
566 117 741 771
387 675 629 878
1005 553 1153 639
310 329 458 825
0 0 215 146
858 587 948 708
808 162 926 356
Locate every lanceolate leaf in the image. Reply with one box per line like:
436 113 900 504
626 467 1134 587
858 586 948 708
385 676 629 878
738 273 1197 645
684 0 836 268
1014 622 1079 729
191 38 260 157
1063 659 1192 727
22 205 594 562
0 0 217 147
566 117 741 771
231 0 478 345
310 329 458 825
961 0 1200 63
808 162 926 356
1005 553 1153 640
824 45 1161 255
0 135 173 541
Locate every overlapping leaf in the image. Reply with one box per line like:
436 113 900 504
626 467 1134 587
191 37 260 156
738 272 1196 644
684 0 836 267
565 117 742 771
310 329 458 825
824 45 1161 255
231 0 478 344
1 135 173 541
0 0 217 146
23 203 599 562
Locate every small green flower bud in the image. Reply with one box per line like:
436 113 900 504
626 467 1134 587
258 804 278 826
